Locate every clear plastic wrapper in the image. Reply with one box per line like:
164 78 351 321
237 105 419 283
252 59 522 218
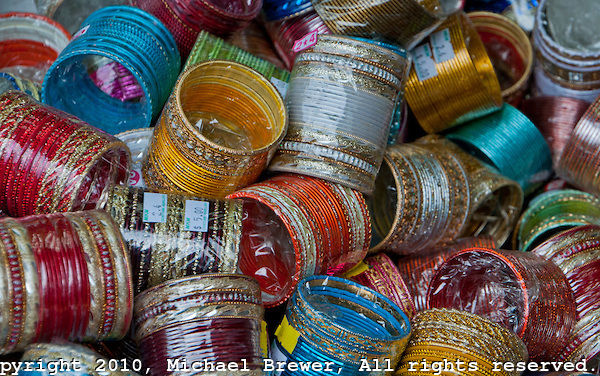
0 91 130 217
396 309 528 376
268 35 411 194
532 225 600 364
272 275 411 375
515 189 600 252
468 11 533 105
19 342 141 375
143 61 287 199
311 0 462 50
427 247 577 360
100 185 243 294
228 174 371 307
0 12 70 82
546 0 600 53
115 128 152 188
41 6 181 134
37 0 129 34
134 274 266 376
0 210 133 354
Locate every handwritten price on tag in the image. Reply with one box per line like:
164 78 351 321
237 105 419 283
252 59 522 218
184 200 209 232
143 192 167 223
293 30 318 53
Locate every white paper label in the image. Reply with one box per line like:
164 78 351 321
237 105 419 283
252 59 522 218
430 28 455 63
143 192 167 223
128 168 145 188
184 200 210 232
73 25 90 40
270 77 288 98
412 43 438 81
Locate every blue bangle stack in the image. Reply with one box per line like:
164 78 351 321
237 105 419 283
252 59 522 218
42 6 180 134
263 0 313 21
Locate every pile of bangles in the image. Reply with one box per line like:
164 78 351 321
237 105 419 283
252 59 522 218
0 0 600 375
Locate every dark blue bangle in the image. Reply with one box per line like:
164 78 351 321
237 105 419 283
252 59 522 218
465 0 512 13
42 6 180 134
263 0 313 21
446 103 553 194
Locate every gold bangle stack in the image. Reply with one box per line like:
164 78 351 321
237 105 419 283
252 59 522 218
143 60 287 199
395 309 528 376
312 0 461 49
405 12 502 133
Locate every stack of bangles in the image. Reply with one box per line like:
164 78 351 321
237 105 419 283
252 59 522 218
395 309 528 376
0 13 70 82
515 189 600 252
184 31 290 85
532 225 600 363
520 96 589 167
369 142 470 254
556 96 600 195
19 343 141 376
42 6 181 134
0 72 40 99
311 0 462 49
226 20 289 71
273 275 411 375
405 13 502 133
468 11 533 105
268 35 411 194
142 61 287 199
132 0 262 57
0 91 130 217
415 136 523 246
262 0 313 21
427 247 577 360
446 103 553 194
396 237 497 311
532 0 600 102
0 210 133 354
228 174 370 307
343 253 416 320
134 274 266 376
101 185 243 294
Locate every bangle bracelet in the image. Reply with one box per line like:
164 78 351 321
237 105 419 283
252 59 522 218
428 247 577 361
0 73 41 100
405 12 502 133
42 6 181 134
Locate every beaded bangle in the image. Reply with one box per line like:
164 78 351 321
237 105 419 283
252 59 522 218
446 103 553 195
515 190 600 252
312 0 462 50
100 185 243 294
468 11 533 105
269 35 410 194
0 210 133 354
428 247 577 361
0 13 70 83
134 274 264 376
0 92 130 217
275 276 411 374
556 96 600 195
395 309 527 376
143 60 286 199
405 12 502 134
42 6 181 134
228 174 370 308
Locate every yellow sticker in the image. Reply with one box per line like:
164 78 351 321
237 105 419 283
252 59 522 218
260 321 269 358
274 316 300 354
343 261 369 278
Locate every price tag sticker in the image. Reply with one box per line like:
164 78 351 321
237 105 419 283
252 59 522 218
430 28 455 63
293 30 318 53
73 25 90 40
184 200 210 232
143 192 167 223
270 77 288 98
412 43 438 81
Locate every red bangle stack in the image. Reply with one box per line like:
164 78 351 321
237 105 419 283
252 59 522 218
132 0 263 58
344 253 416 320
134 274 265 376
227 173 371 307
0 209 133 355
0 91 130 217
427 247 577 361
532 225 600 363
264 10 331 70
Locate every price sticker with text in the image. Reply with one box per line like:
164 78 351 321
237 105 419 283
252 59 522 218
143 192 167 223
293 30 318 53
184 200 210 232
